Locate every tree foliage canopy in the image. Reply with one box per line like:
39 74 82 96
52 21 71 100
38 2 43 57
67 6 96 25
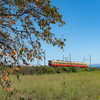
0 0 66 65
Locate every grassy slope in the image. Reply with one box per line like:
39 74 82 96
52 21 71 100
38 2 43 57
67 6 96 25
0 71 100 100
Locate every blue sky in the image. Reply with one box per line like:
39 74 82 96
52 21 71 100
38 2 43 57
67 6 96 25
2 0 100 66
30 0 100 66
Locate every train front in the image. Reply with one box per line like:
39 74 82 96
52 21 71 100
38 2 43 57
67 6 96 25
48 60 52 67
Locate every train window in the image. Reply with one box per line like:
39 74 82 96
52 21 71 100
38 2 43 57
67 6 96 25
49 61 52 64
58 63 66 64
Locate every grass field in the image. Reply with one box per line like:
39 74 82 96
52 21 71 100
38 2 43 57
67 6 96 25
0 71 100 100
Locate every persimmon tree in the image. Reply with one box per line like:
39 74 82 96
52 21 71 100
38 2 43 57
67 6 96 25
0 0 66 97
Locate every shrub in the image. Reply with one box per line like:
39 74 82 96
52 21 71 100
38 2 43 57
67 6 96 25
19 66 55 75
62 67 67 71
86 67 100 71
77 68 85 72
62 67 71 73
56 67 64 73
34 66 55 74
34 66 43 75
42 66 55 74
70 67 77 73
19 67 36 75
19 66 100 75
76 67 100 72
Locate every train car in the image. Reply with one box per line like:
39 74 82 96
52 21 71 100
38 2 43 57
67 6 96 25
48 60 88 68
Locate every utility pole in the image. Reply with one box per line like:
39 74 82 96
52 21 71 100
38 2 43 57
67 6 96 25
69 54 71 66
83 57 85 63
89 55 91 67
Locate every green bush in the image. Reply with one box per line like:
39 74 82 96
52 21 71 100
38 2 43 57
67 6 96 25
19 67 36 75
62 67 67 71
93 67 100 71
85 67 100 71
79 67 100 72
70 67 77 73
18 66 100 75
34 66 55 74
19 66 55 75
66 68 72 73
19 66 100 75
84 67 94 72
35 66 43 75
77 68 85 72
75 67 100 72
62 67 71 73
42 66 55 74
56 67 64 73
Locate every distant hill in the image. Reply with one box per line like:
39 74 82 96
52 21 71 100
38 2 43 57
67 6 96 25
88 64 100 68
